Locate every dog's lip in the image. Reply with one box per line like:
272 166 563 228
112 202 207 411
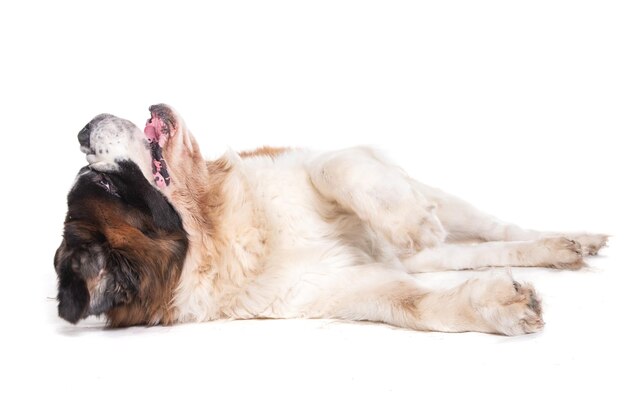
144 123 158 142
144 112 171 188
144 114 167 147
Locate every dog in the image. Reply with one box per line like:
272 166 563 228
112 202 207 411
54 161 188 326
63 104 607 335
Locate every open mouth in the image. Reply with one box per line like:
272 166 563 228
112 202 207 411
144 114 171 188
78 110 173 190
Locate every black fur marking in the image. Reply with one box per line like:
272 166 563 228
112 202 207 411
149 142 171 186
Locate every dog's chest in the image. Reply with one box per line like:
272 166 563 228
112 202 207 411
246 158 336 249
257 168 328 246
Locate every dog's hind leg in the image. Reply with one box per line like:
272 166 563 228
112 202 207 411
402 238 585 272
411 181 608 256
307 147 446 254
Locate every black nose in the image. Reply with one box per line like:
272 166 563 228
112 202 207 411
78 124 91 147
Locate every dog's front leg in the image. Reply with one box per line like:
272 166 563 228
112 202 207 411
308 266 543 336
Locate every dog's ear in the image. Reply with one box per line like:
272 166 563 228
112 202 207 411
55 245 90 324
55 238 140 324
54 240 107 324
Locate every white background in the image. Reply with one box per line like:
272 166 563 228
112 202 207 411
1 1 625 417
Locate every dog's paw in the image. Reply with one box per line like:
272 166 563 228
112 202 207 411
568 234 609 256
537 237 585 270
384 207 447 255
472 278 544 336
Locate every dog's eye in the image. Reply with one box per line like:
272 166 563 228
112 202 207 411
96 176 119 197
99 179 111 193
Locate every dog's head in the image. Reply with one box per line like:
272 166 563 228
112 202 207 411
78 104 202 193
54 161 188 326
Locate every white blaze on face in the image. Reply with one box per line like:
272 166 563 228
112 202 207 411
83 114 154 184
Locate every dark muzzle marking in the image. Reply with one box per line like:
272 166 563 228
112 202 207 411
149 141 171 188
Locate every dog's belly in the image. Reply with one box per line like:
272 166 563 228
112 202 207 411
256 165 333 241
224 153 400 318
246 151 370 253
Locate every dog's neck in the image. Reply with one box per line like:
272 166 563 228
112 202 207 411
164 154 228 241
165 151 270 322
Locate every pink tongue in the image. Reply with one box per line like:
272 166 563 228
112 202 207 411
144 114 170 188
144 115 166 147
144 124 158 142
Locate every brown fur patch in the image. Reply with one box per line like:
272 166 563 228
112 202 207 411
391 281 426 321
61 196 187 327
239 146 290 159
105 226 187 327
